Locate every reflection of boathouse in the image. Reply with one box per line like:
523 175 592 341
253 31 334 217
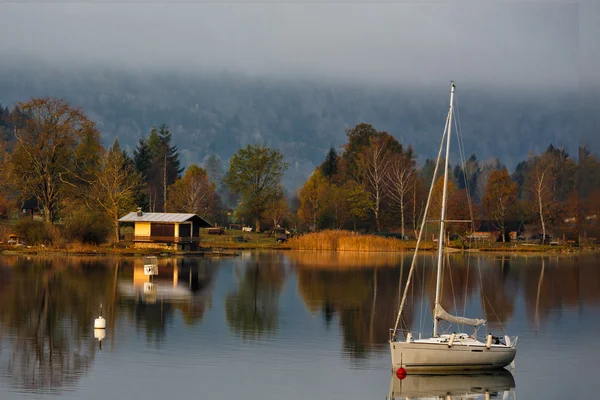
119 258 217 306
118 210 212 250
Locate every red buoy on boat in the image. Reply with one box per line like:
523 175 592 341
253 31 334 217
396 367 407 379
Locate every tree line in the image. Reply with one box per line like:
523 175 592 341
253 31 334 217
0 99 225 243
296 123 600 243
1 98 599 245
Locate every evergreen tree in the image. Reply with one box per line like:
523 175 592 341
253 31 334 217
133 137 152 178
320 146 338 181
132 137 152 211
144 124 183 212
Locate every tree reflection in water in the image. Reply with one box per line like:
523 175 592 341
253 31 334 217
0 257 116 393
293 252 416 360
292 252 595 361
225 254 286 340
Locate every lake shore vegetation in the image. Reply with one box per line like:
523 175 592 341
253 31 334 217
0 99 598 253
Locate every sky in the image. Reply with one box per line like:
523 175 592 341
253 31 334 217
1 1 597 91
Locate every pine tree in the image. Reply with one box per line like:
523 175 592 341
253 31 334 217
144 124 183 212
133 137 152 211
320 146 338 181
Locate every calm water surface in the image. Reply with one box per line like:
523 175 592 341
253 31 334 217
0 251 598 399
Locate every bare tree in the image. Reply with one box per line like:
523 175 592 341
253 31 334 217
526 154 555 243
168 164 216 216
386 152 415 238
356 136 392 231
89 147 144 242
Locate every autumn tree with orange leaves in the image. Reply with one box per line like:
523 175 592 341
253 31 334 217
9 98 101 223
483 168 518 242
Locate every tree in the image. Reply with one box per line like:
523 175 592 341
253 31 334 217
297 169 328 231
386 149 416 238
134 137 152 178
88 139 144 242
475 157 504 204
320 147 338 181
483 169 518 242
224 145 289 232
356 134 397 231
204 154 223 188
342 123 379 180
167 164 216 217
9 98 101 222
447 188 475 236
454 153 480 199
411 176 428 238
525 153 556 242
430 177 458 240
146 125 183 212
264 188 289 229
331 181 372 230
133 137 152 210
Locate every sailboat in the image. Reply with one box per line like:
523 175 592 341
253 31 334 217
389 82 517 372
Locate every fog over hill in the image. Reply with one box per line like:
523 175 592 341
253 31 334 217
0 61 595 191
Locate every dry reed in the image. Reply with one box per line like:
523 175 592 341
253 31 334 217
288 230 431 252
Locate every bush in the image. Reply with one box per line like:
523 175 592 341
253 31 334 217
62 212 112 244
14 219 56 245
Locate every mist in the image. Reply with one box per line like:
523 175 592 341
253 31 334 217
1 2 595 91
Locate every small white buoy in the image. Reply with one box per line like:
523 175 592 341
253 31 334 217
94 303 106 329
94 316 106 329
94 328 106 341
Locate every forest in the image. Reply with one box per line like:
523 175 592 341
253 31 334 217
0 98 599 247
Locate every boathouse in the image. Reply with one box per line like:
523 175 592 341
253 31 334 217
118 208 212 251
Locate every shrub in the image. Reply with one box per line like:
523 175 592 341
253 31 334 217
62 212 112 244
0 195 16 219
14 219 56 245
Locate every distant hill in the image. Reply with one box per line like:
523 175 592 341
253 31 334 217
0 59 594 190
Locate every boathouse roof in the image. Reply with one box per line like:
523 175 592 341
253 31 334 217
118 212 212 227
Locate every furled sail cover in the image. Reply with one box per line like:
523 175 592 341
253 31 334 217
434 304 486 327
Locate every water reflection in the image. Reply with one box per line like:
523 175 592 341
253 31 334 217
0 257 115 393
290 251 600 360
118 257 218 343
0 252 598 399
387 369 516 399
225 253 286 340
296 266 404 358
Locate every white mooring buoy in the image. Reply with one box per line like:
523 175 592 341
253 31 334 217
94 303 106 329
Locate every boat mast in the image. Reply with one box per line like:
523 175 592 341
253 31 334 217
433 81 455 337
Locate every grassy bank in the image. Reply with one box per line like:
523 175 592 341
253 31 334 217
0 228 290 256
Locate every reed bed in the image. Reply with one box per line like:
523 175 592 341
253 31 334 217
288 230 433 252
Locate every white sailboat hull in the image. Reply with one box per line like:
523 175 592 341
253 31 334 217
390 337 516 372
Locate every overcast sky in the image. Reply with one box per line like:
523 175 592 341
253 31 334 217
0 1 597 90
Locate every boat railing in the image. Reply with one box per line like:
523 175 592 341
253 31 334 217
389 328 413 342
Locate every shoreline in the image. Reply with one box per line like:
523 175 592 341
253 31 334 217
1 243 596 257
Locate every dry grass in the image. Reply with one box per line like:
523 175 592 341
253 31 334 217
288 230 433 252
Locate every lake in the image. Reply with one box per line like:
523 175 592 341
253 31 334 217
0 251 598 399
